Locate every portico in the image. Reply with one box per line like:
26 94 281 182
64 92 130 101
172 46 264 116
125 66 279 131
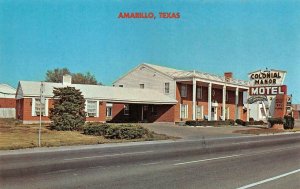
176 70 249 121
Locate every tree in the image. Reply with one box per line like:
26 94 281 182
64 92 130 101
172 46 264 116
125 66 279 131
45 68 102 85
49 87 86 131
72 72 98 85
45 68 71 83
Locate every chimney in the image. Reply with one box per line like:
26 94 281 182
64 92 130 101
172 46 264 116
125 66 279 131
62 74 72 85
224 72 233 81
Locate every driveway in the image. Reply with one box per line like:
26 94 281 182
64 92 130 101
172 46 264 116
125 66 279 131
141 123 251 140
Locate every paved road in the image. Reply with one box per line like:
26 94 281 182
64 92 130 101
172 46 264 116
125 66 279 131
141 123 250 139
1 133 300 189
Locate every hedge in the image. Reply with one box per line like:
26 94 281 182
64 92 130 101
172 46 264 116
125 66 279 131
185 119 235 126
235 119 265 126
83 123 151 139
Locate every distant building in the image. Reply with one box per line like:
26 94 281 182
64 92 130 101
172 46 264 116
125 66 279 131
292 104 300 119
0 84 16 118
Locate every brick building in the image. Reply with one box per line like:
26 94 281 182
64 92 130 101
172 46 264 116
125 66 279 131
0 84 16 118
114 63 249 122
15 75 176 124
16 63 250 123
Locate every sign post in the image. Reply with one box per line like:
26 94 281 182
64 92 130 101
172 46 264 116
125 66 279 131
38 82 44 147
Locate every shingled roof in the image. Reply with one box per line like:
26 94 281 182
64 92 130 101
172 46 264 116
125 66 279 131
143 63 249 87
16 81 177 104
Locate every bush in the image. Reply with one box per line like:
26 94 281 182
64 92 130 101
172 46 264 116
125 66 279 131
235 119 245 126
268 117 284 128
235 119 265 126
83 123 151 139
83 123 110 135
49 87 86 131
283 115 294 129
186 119 235 126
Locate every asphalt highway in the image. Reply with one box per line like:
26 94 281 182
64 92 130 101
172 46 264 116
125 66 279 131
1 134 300 189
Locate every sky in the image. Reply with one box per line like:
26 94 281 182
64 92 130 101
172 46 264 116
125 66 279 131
0 0 299 103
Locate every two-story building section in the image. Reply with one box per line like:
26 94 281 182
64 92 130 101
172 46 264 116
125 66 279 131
114 63 250 122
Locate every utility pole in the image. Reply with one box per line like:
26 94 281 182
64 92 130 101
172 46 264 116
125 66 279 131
38 82 44 147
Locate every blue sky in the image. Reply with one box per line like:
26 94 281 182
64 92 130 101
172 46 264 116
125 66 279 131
0 0 299 103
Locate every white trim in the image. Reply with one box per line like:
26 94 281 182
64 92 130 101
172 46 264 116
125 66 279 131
180 104 188 119
85 100 87 112
31 98 36 116
176 78 249 89
96 100 99 118
45 98 49 116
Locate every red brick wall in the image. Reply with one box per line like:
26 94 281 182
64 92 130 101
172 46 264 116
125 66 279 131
0 98 16 108
175 83 245 121
293 110 299 119
17 98 106 123
273 94 287 118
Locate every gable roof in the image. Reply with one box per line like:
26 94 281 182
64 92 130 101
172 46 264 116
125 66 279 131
17 81 177 104
0 84 16 98
114 63 249 87
145 63 249 86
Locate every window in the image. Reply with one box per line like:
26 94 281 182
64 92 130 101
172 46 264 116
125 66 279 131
87 101 97 117
164 82 170 94
181 84 187 97
34 98 46 116
180 104 188 119
196 105 203 119
197 87 203 99
119 85 123 87
106 103 112 117
124 104 130 115
140 84 144 89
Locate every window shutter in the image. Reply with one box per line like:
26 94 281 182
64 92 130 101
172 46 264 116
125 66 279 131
96 101 99 117
31 98 36 116
45 99 49 116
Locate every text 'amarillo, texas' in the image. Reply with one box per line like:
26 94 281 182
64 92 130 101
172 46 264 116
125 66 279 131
118 12 180 19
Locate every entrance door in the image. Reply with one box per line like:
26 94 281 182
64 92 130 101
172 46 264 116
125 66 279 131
141 105 148 122
211 107 218 120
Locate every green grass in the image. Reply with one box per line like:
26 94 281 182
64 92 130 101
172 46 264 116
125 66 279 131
0 119 172 150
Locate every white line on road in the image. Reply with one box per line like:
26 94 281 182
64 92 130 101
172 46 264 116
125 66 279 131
236 168 300 189
64 150 153 161
173 154 243 165
140 162 161 166
173 145 300 166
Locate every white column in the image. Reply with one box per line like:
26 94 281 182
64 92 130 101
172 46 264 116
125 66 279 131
208 83 212 121
192 78 196 120
246 90 249 121
222 85 226 121
235 87 239 120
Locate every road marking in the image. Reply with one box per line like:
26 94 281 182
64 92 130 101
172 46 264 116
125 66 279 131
173 145 300 166
64 150 153 161
236 168 300 189
140 162 161 166
174 154 243 165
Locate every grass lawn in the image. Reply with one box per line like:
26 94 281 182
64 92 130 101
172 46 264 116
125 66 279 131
0 119 172 150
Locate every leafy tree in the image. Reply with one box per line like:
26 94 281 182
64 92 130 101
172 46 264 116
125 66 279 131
72 72 98 85
45 68 71 83
49 87 86 131
45 68 102 85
